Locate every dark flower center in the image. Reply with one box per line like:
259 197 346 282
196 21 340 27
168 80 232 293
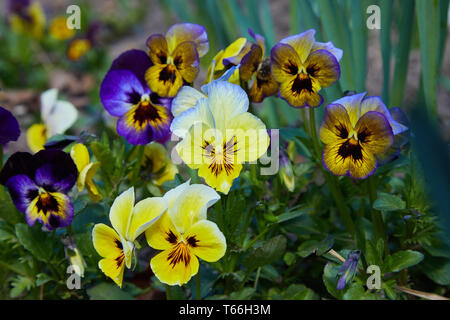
133 100 163 126
292 73 313 94
337 139 363 161
35 192 59 215
159 65 177 83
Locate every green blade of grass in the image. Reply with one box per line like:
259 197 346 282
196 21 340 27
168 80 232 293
390 0 415 107
438 0 450 72
380 0 394 102
297 0 322 37
351 0 368 92
416 0 440 119
258 0 276 48
317 0 355 91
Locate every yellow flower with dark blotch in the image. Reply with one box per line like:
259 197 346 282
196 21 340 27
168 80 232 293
171 79 270 194
141 142 178 186
70 143 102 202
92 188 167 287
26 89 78 153
49 16 75 41
67 38 91 61
145 181 226 286
9 1 46 39
205 37 251 85
320 92 408 179
271 29 343 108
145 23 209 98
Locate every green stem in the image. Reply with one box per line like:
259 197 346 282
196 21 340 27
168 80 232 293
308 108 355 235
196 272 201 300
368 176 388 254
165 284 172 300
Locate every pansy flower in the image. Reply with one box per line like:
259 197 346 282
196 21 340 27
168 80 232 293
70 143 102 202
239 29 279 103
0 106 21 146
92 188 167 287
49 16 75 41
27 89 78 153
271 29 342 108
139 142 178 187
67 22 101 61
8 0 45 39
337 250 361 290
145 181 226 286
205 37 251 85
319 92 408 179
100 49 173 145
0 150 78 230
170 75 270 194
145 23 209 97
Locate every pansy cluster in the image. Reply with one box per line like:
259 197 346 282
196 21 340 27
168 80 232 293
1 21 410 292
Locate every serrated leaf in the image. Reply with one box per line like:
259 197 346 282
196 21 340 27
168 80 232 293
373 192 406 211
15 223 53 262
9 275 33 298
384 250 424 272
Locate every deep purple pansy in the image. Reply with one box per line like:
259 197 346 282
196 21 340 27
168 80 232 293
100 49 173 145
0 150 78 230
0 106 21 146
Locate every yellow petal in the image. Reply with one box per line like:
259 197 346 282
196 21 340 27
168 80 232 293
198 162 243 195
150 246 199 286
127 197 167 242
319 104 353 145
271 43 302 83
71 143 90 173
109 187 135 239
92 224 123 259
145 211 181 251
99 258 125 288
145 64 184 98
280 29 316 63
354 111 394 155
85 162 102 202
184 220 226 262
49 16 75 40
169 184 220 233
26 124 47 153
171 41 200 83
147 34 169 65
165 23 209 58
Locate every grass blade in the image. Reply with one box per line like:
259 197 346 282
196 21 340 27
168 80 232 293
380 0 394 102
351 0 368 92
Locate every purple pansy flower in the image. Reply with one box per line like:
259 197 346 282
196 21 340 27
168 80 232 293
100 49 173 145
337 250 361 290
0 106 20 146
0 150 78 230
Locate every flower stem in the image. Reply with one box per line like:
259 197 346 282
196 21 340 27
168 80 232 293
196 272 201 300
308 107 355 236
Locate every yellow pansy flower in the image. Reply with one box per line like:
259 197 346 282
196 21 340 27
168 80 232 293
67 38 91 61
92 188 167 287
49 16 75 40
145 181 225 286
70 143 102 202
171 79 270 194
141 142 178 187
205 37 251 85
27 89 78 153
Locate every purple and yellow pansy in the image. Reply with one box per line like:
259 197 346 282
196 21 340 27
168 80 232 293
239 29 279 103
0 106 20 146
8 0 45 39
0 150 78 230
145 23 209 97
271 29 342 108
319 92 408 179
100 49 173 145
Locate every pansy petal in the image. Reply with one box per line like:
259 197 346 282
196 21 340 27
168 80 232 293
150 247 199 286
305 49 340 88
249 76 279 103
145 64 184 98
170 97 214 138
185 220 226 262
0 106 20 145
26 192 74 230
165 23 209 57
70 143 90 173
163 180 191 210
171 41 200 83
332 92 367 127
354 111 394 155
198 163 243 195
175 122 213 169
360 96 408 135
279 76 323 108
320 104 352 144
145 211 181 251
170 184 220 233
100 70 147 117
348 148 377 179
109 187 134 238
92 223 123 259
40 89 58 121
271 43 301 83
322 140 354 177
0 152 35 185
84 162 102 202
171 86 206 117
5 174 38 213
312 41 343 61
27 123 47 153
239 44 263 82
44 100 78 137
98 258 125 288
280 29 316 63
146 34 169 65
127 197 167 242
110 49 153 87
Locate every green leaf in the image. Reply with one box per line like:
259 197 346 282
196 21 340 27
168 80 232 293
9 275 33 298
276 206 313 224
0 191 24 225
15 223 53 262
420 257 450 286
283 252 296 266
343 284 377 300
322 262 343 299
244 235 287 270
297 235 334 258
373 192 406 211
35 273 53 286
384 250 424 272
229 287 255 300
282 284 318 300
87 283 135 300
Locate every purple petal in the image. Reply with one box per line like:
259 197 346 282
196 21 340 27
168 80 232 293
0 106 20 145
100 70 148 117
109 49 153 88
5 174 38 214
0 152 35 185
